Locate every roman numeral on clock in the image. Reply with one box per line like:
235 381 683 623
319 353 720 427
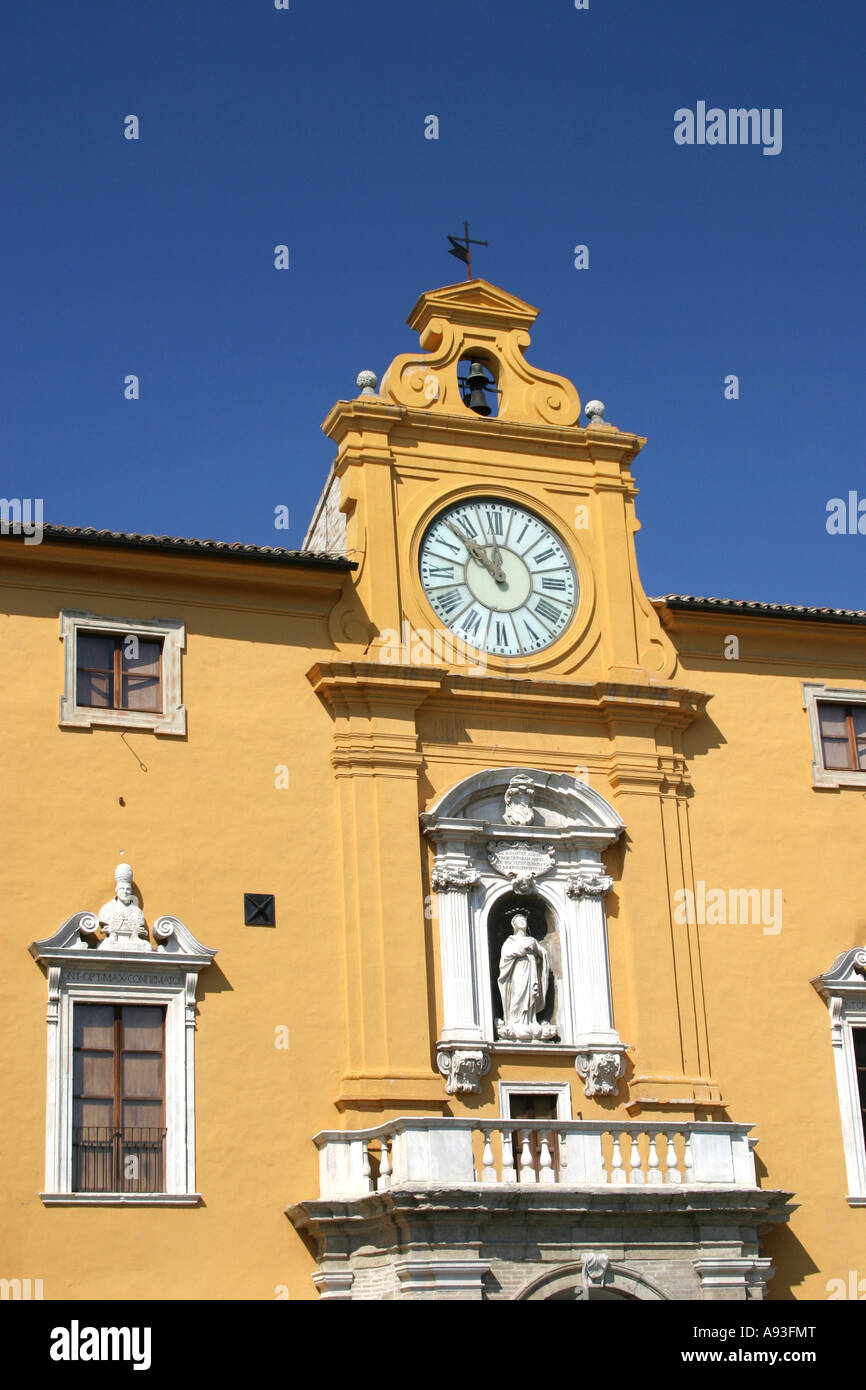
541 575 567 591
437 589 462 615
494 621 508 646
533 547 556 564
534 598 562 624
426 565 454 579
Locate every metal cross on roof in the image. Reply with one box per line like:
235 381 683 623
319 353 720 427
447 222 488 280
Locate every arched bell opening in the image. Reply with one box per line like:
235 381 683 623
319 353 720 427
458 354 500 418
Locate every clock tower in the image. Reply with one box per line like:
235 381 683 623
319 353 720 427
303 279 715 1124
307 278 676 683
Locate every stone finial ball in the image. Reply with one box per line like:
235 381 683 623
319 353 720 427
356 370 378 396
584 399 606 425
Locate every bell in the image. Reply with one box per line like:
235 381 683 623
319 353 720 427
465 361 493 416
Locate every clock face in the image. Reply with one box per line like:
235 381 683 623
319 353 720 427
419 498 578 656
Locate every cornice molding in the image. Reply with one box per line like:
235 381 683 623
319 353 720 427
0 539 350 608
308 661 709 731
322 398 645 470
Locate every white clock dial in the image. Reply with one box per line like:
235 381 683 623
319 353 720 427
419 498 578 656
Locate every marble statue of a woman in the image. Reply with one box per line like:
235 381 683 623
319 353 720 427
496 910 558 1041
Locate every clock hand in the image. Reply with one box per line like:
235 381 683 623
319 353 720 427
445 519 499 577
484 522 506 584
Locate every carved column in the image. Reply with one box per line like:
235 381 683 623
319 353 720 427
566 850 626 1096
431 856 490 1094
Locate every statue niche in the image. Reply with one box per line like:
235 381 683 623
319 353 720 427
489 895 559 1042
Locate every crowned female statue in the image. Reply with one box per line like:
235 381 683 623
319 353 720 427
496 908 557 1041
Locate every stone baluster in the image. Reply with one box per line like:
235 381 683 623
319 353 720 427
665 1130 682 1184
629 1131 645 1185
683 1132 695 1184
377 1136 391 1192
501 1125 517 1183
481 1129 497 1184
558 1128 569 1181
519 1131 536 1184
647 1131 664 1185
539 1130 556 1185
611 1132 627 1185
361 1140 373 1193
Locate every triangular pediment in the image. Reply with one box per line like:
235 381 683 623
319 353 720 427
407 279 539 335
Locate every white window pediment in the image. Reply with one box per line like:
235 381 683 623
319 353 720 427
421 768 628 1099
29 864 216 1205
812 947 866 1203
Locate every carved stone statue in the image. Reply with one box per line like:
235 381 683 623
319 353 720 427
97 864 151 952
496 908 557 1041
502 773 536 827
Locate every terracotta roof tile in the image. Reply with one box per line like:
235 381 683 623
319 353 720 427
654 595 866 624
12 524 353 567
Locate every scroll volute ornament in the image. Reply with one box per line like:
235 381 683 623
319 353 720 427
378 280 582 429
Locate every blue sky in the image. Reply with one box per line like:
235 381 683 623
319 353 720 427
2 0 863 607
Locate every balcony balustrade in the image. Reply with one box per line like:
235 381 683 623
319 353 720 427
314 1118 760 1199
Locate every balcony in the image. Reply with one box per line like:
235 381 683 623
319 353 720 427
314 1117 761 1197
290 1117 793 1300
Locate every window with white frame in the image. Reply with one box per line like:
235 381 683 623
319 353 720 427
29 868 215 1206
803 683 866 789
59 610 186 735
812 947 866 1205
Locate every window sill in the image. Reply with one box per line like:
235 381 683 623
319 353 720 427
41 1192 202 1207
846 1195 866 1207
58 701 186 737
810 762 866 790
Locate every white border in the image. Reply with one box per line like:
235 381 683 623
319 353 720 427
498 1081 573 1120
812 948 866 1203
42 971 199 1204
31 909 216 1207
832 1012 866 1202
59 610 186 736
803 682 866 790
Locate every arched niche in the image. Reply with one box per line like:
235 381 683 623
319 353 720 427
421 767 628 1098
488 890 560 1041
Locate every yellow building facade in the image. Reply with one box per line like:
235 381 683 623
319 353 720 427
2 280 864 1301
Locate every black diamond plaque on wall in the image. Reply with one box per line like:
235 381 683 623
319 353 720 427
244 893 276 927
